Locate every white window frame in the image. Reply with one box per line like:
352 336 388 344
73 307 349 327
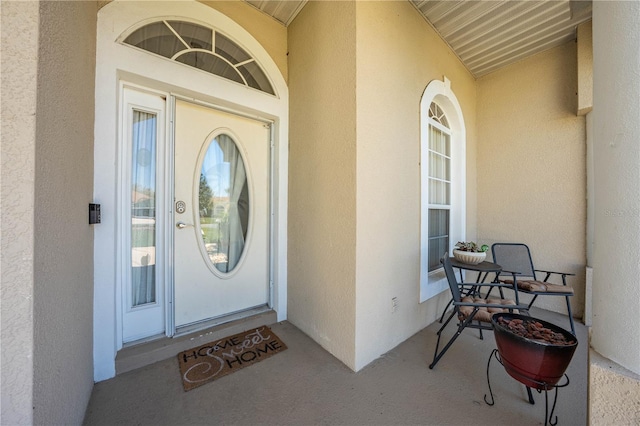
420 78 466 302
120 20 276 96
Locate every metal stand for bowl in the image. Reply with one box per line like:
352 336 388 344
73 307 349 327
483 349 570 426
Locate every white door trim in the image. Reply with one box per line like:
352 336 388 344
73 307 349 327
94 0 288 382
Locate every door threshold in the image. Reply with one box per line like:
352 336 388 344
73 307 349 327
115 308 277 375
174 305 272 337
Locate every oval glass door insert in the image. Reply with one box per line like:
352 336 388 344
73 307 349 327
198 133 249 273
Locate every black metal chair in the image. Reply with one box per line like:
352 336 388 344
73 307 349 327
491 243 576 335
429 252 528 369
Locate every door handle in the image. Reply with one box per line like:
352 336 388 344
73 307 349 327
176 221 193 229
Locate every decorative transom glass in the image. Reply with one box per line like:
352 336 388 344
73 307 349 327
429 102 450 129
123 20 275 95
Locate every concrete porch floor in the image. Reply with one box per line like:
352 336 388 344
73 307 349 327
84 308 587 425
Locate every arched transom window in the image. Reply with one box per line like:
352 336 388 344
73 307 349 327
122 20 275 95
429 102 450 128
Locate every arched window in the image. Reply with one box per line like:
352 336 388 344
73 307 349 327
420 78 466 302
122 20 275 95
426 101 452 273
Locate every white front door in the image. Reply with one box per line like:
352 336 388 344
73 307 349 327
173 99 270 328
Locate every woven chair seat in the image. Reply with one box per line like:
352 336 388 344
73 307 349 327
501 279 574 294
458 297 518 323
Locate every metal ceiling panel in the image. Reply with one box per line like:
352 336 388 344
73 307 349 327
412 0 592 78
243 0 591 78
245 0 308 26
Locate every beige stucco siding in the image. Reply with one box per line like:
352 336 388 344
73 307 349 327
1 2 39 424
477 42 586 318
288 1 358 368
33 2 98 424
589 350 640 424
289 0 478 371
353 1 477 370
591 0 640 376
577 21 593 115
1 2 97 424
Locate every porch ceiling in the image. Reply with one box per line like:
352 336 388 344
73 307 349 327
244 0 592 78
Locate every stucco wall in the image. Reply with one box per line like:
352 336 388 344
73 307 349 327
591 0 640 376
477 42 586 319
1 2 39 424
577 21 593 115
288 1 477 371
589 350 640 424
353 1 477 370
32 1 97 424
287 1 358 368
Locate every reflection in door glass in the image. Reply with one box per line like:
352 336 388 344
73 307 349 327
199 134 249 273
131 110 157 306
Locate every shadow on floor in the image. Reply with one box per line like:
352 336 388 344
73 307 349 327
84 308 587 425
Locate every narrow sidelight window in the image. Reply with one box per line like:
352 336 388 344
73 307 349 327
131 110 157 306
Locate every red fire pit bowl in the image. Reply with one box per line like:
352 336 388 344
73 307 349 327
491 313 578 390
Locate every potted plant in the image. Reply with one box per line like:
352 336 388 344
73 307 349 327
452 241 489 264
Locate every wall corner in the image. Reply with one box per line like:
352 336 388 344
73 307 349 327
577 20 593 116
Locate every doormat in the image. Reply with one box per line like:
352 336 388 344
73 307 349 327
177 325 287 391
